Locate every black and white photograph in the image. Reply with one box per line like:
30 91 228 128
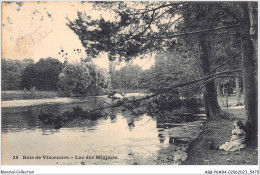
1 1 259 173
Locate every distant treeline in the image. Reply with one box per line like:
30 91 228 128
2 58 32 90
2 53 206 97
110 53 200 96
1 58 111 96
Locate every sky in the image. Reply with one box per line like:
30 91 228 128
1 1 155 70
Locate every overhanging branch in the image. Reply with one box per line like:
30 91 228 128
209 50 242 75
162 24 239 39
115 23 240 46
131 9 155 39
88 69 242 112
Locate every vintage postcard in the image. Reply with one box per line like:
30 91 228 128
1 1 259 174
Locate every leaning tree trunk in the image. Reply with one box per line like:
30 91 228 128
239 2 258 145
198 33 225 119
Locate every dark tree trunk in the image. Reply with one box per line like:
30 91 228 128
235 77 241 105
248 2 258 57
239 2 258 145
198 33 225 119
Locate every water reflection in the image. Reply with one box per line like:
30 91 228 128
1 96 205 165
109 108 117 123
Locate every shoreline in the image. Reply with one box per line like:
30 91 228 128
1 97 81 108
183 107 258 165
1 92 146 108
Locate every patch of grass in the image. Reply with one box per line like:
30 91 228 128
218 94 245 108
1 90 58 101
183 108 258 165
113 89 148 93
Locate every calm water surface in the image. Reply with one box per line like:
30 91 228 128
1 95 204 165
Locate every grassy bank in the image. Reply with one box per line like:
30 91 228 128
114 89 148 94
2 89 149 101
1 90 58 101
183 106 258 165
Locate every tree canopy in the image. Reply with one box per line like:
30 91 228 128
67 1 258 144
21 57 63 90
1 58 34 90
58 60 111 96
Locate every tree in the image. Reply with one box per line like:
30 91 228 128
144 45 200 95
1 58 34 90
21 57 63 90
21 63 37 90
177 2 258 142
114 64 142 90
198 33 225 118
67 2 257 144
58 61 111 96
67 2 225 116
177 2 245 118
239 2 258 145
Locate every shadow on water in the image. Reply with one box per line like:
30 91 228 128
1 96 109 133
1 95 206 165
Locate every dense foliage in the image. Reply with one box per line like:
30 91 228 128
1 58 34 90
141 51 200 95
113 65 142 90
21 58 63 90
67 1 257 143
2 58 111 96
58 61 111 96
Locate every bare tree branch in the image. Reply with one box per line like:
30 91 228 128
209 50 242 74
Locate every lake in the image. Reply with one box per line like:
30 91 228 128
1 94 205 165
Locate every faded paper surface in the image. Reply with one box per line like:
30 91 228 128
1 1 258 167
